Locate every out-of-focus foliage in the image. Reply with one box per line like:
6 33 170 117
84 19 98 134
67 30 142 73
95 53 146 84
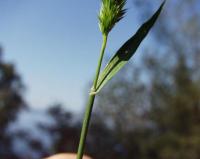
94 53 200 159
0 47 26 159
39 104 80 153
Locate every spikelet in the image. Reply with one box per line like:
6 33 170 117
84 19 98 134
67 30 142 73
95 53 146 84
98 0 127 35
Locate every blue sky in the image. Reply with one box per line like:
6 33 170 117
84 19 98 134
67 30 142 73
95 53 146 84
0 0 147 112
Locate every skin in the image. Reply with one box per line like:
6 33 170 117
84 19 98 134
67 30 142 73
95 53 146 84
44 153 92 159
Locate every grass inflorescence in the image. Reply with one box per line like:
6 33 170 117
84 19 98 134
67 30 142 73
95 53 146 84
98 0 127 35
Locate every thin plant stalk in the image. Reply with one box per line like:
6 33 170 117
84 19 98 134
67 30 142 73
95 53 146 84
76 34 108 159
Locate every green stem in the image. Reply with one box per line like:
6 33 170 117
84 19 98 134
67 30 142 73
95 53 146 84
76 34 108 159
93 34 108 89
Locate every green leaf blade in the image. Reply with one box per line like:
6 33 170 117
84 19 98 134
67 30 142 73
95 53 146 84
96 1 165 93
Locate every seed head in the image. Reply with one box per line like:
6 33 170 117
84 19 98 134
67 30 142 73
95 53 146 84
98 0 127 35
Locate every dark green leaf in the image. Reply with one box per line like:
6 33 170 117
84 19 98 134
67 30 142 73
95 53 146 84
96 1 165 93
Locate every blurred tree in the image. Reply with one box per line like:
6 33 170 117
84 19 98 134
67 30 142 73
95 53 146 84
0 46 26 158
40 104 121 159
141 53 200 159
86 113 124 159
39 104 80 155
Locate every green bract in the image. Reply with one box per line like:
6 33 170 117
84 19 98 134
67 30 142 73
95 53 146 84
99 0 127 35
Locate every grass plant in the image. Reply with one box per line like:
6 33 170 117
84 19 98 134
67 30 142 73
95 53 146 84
76 1 165 159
